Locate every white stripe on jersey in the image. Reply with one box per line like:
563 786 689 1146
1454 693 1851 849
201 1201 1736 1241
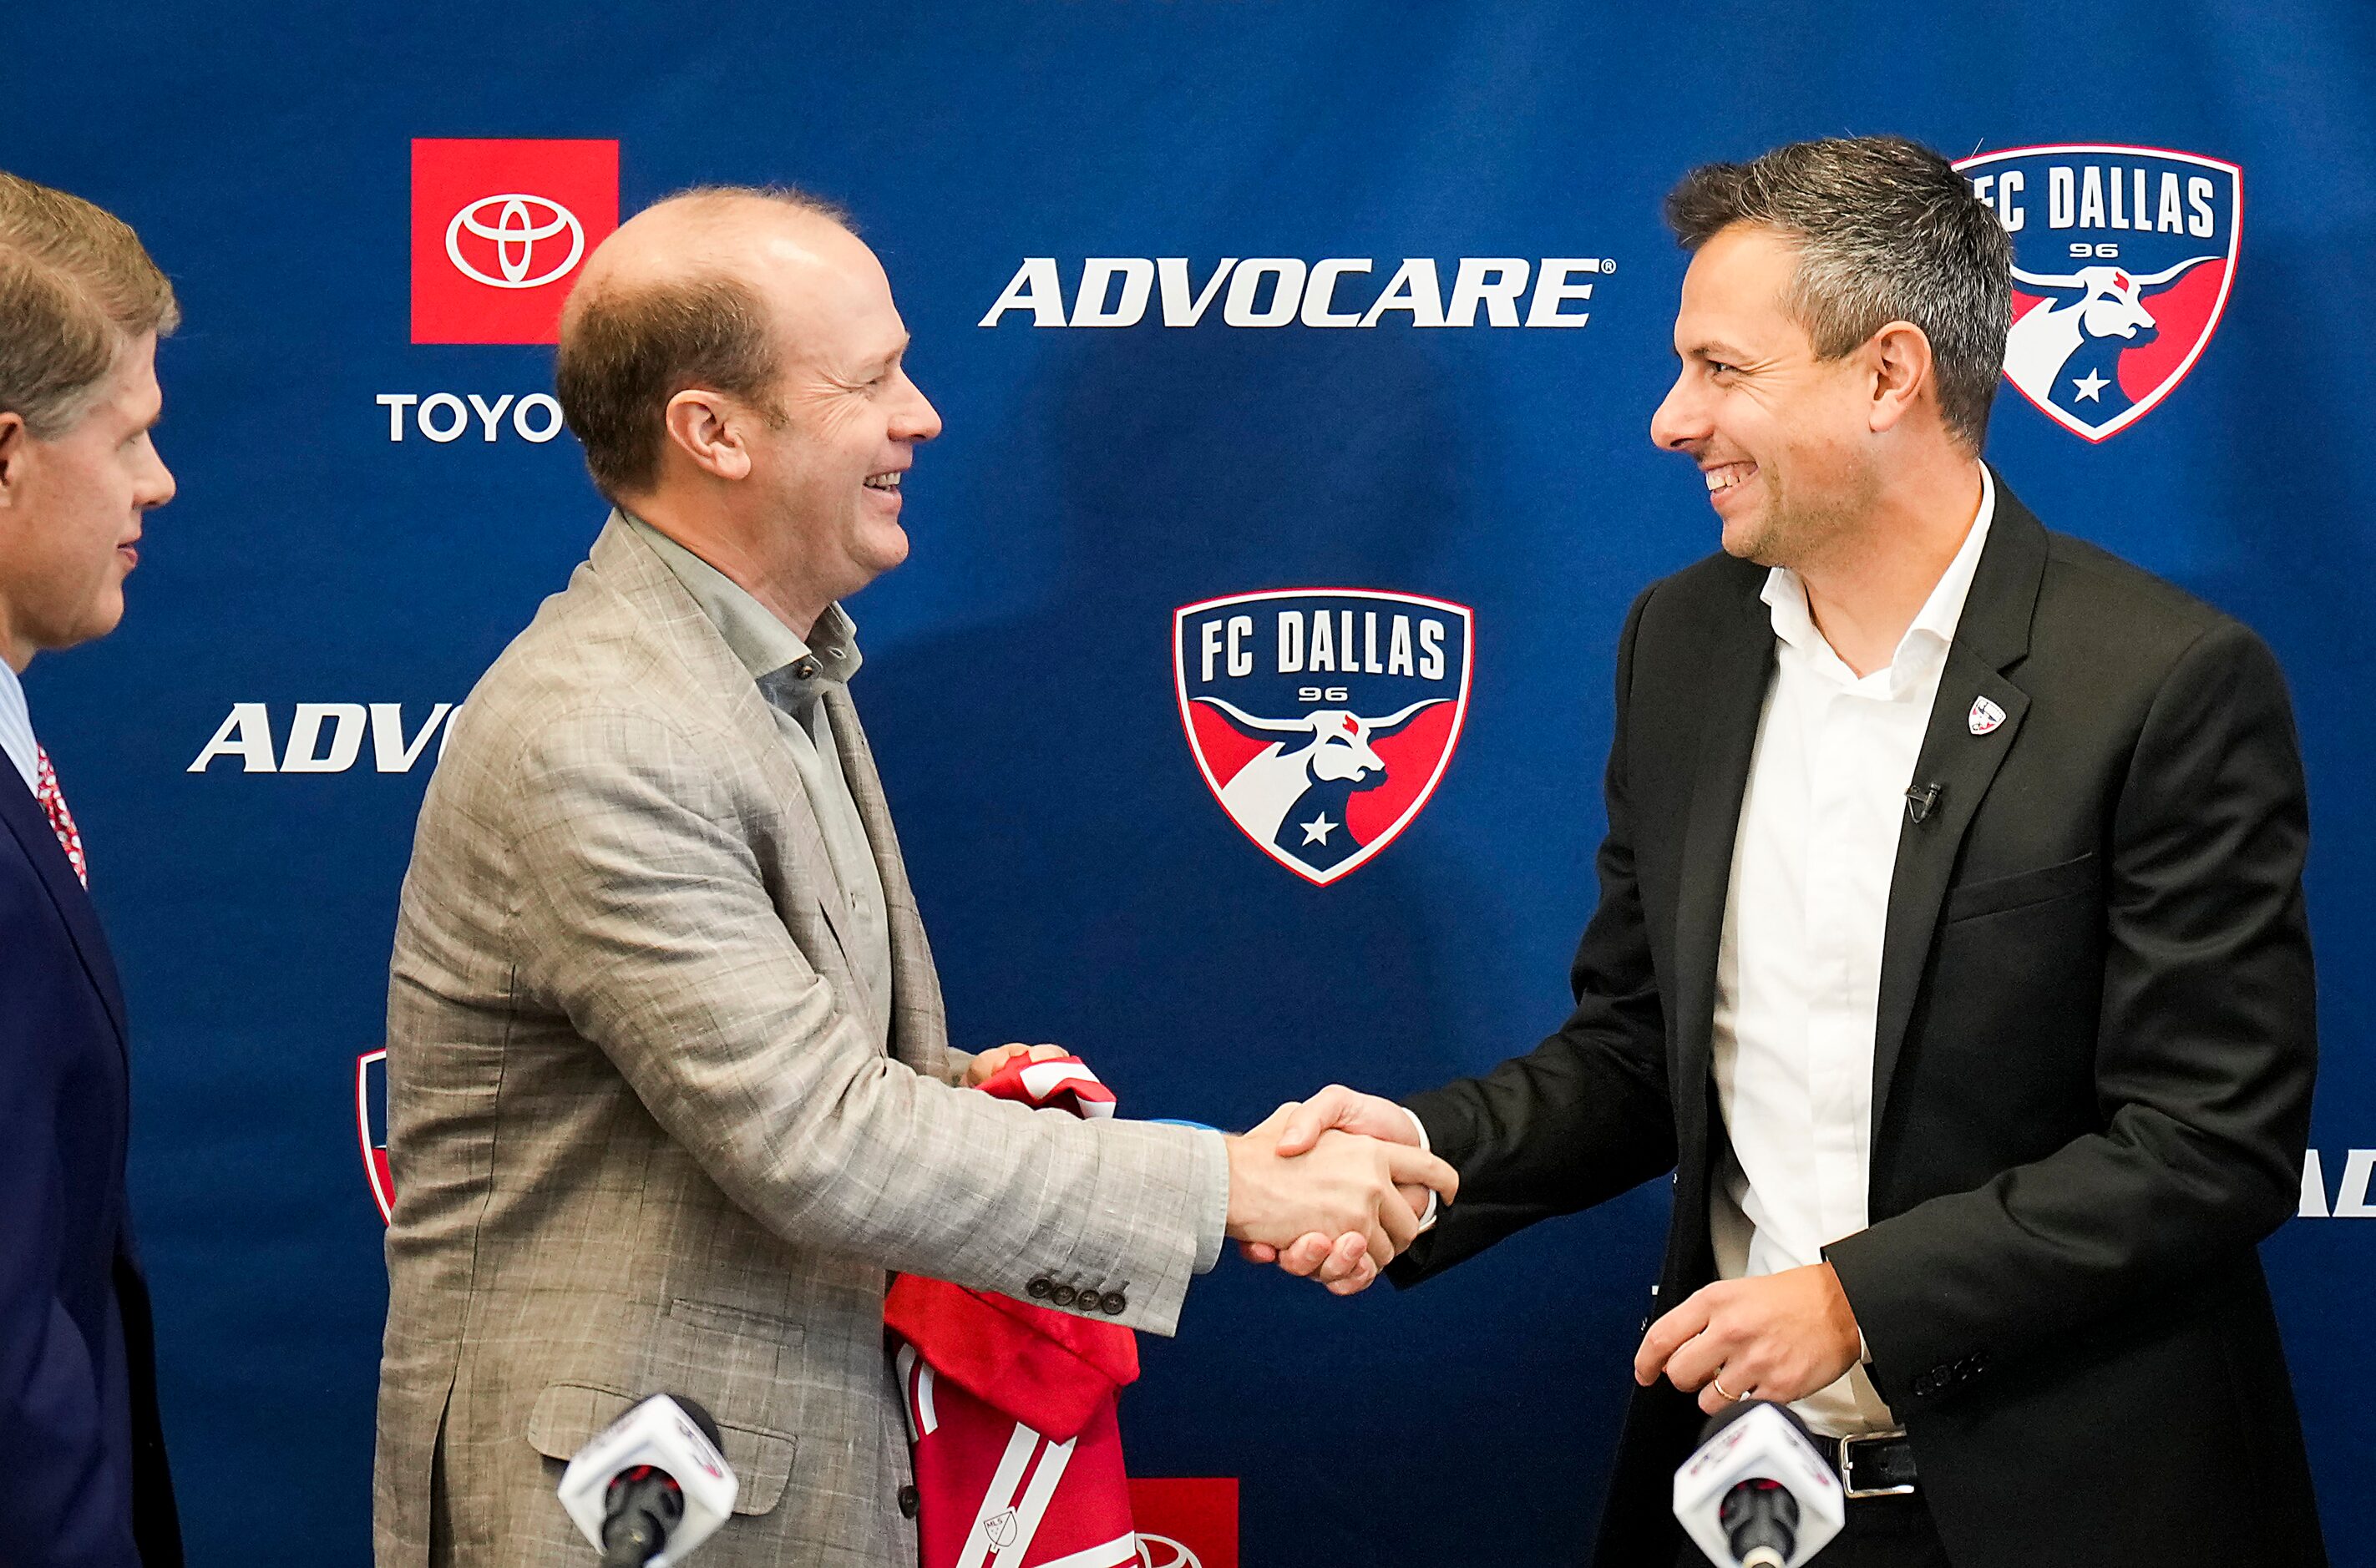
956 1424 1041 1568
897 1343 942 1440
991 1435 1076 1568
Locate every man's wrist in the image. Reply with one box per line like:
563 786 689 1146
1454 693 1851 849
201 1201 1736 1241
1193 1126 1231 1271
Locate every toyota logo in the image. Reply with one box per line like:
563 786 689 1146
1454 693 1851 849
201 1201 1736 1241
444 193 585 290
1135 1534 1201 1568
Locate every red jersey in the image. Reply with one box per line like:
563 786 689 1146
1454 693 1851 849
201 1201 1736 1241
888 1057 1142 1568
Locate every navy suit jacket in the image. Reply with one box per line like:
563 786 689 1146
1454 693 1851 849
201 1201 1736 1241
0 766 180 1568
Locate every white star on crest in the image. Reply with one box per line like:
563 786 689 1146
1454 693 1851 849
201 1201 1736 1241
2071 369 2109 403
1299 812 1339 846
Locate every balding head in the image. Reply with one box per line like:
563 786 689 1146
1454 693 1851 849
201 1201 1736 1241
555 185 856 499
555 183 941 635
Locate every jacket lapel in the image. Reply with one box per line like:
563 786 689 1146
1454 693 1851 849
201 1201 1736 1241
1669 567 1780 1162
822 687 950 1073
0 768 129 1044
1868 476 2049 1120
586 520 883 1034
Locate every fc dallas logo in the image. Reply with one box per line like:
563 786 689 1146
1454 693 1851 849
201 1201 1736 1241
1956 144 2241 442
1174 589 1471 885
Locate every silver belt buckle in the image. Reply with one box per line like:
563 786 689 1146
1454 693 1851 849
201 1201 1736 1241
1837 1430 1916 1500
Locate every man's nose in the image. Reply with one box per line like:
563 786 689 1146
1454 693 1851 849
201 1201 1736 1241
896 374 943 444
141 452 176 510
1649 374 1708 453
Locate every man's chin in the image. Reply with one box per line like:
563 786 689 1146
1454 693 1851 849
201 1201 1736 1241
1720 514 1773 564
852 526 910 586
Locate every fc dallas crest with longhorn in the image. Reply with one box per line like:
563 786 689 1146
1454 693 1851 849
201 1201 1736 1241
1175 589 1472 884
1955 143 2242 442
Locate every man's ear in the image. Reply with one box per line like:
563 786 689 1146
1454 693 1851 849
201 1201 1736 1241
661 388 754 483
0 412 26 508
1867 321 1936 437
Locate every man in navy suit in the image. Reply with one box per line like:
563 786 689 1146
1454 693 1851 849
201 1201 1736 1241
0 168 184 1568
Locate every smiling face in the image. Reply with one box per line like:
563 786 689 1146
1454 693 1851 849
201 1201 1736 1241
740 222 942 607
0 332 175 669
1649 224 1882 569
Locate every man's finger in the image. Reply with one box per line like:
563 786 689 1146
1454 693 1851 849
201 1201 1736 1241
1314 1232 1369 1284
1375 1180 1424 1252
1634 1294 1715 1385
1277 1232 1335 1277
1024 1043 1066 1063
1381 1142 1460 1204
1660 1326 1730 1393
1274 1086 1351 1156
1238 1241 1279 1264
1325 1252 1380 1297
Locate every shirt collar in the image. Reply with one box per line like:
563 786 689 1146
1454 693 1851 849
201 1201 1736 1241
0 658 37 793
624 512 864 701
1759 463 1996 698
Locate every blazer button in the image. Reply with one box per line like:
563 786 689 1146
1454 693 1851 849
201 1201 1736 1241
1101 1292 1127 1316
1026 1277 1053 1300
1050 1284 1079 1308
898 1484 919 1519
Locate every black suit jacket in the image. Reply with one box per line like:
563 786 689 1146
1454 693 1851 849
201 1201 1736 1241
1393 478 2323 1568
0 761 181 1568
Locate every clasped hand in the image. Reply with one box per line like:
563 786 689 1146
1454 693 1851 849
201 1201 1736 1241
1224 1085 1447 1296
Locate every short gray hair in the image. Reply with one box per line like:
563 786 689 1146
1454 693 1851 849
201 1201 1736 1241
0 169 180 439
1665 135 2011 452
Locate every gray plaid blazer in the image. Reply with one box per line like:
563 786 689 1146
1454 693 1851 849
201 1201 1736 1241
373 518 1223 1568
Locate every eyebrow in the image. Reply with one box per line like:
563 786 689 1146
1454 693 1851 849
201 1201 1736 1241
1679 339 1751 363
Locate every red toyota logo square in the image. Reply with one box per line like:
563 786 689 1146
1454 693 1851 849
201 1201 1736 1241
410 138 618 344
1128 1477 1237 1568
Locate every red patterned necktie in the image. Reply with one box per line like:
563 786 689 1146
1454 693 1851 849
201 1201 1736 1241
33 745 89 888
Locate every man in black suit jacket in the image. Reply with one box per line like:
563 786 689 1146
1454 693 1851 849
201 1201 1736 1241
0 169 184 1568
1254 137 2321 1566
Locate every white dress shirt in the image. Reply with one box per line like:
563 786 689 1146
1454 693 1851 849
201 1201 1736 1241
0 659 39 796
1708 464 1995 1437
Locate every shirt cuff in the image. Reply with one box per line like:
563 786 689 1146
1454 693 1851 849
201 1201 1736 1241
1190 1125 1231 1274
1400 1105 1438 1232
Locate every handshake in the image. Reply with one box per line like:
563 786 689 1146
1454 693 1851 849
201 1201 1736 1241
967 1050 1447 1297
1223 1085 1450 1297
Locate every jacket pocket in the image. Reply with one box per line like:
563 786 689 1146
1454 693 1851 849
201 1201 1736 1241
524 1381 797 1515
1943 851 2101 923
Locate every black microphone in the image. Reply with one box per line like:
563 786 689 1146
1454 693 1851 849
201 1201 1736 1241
557 1393 738 1567
1673 1399 1843 1567
1904 781 1943 825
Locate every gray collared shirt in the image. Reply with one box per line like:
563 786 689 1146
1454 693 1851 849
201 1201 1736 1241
627 513 894 1046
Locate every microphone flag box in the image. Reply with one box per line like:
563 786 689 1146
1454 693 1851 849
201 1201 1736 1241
556 1393 738 1565
1672 1402 1843 1568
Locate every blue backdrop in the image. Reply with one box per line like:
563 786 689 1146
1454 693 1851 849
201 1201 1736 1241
8 3 2372 1562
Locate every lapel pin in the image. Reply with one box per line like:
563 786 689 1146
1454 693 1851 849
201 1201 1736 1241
1968 695 2007 736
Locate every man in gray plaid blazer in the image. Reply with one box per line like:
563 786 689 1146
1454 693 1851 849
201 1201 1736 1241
372 188 1454 1568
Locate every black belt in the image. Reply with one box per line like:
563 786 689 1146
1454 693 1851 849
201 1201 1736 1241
1820 1430 1918 1500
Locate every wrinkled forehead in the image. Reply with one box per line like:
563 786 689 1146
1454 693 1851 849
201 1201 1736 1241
1672 223 1810 356
738 220 903 366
